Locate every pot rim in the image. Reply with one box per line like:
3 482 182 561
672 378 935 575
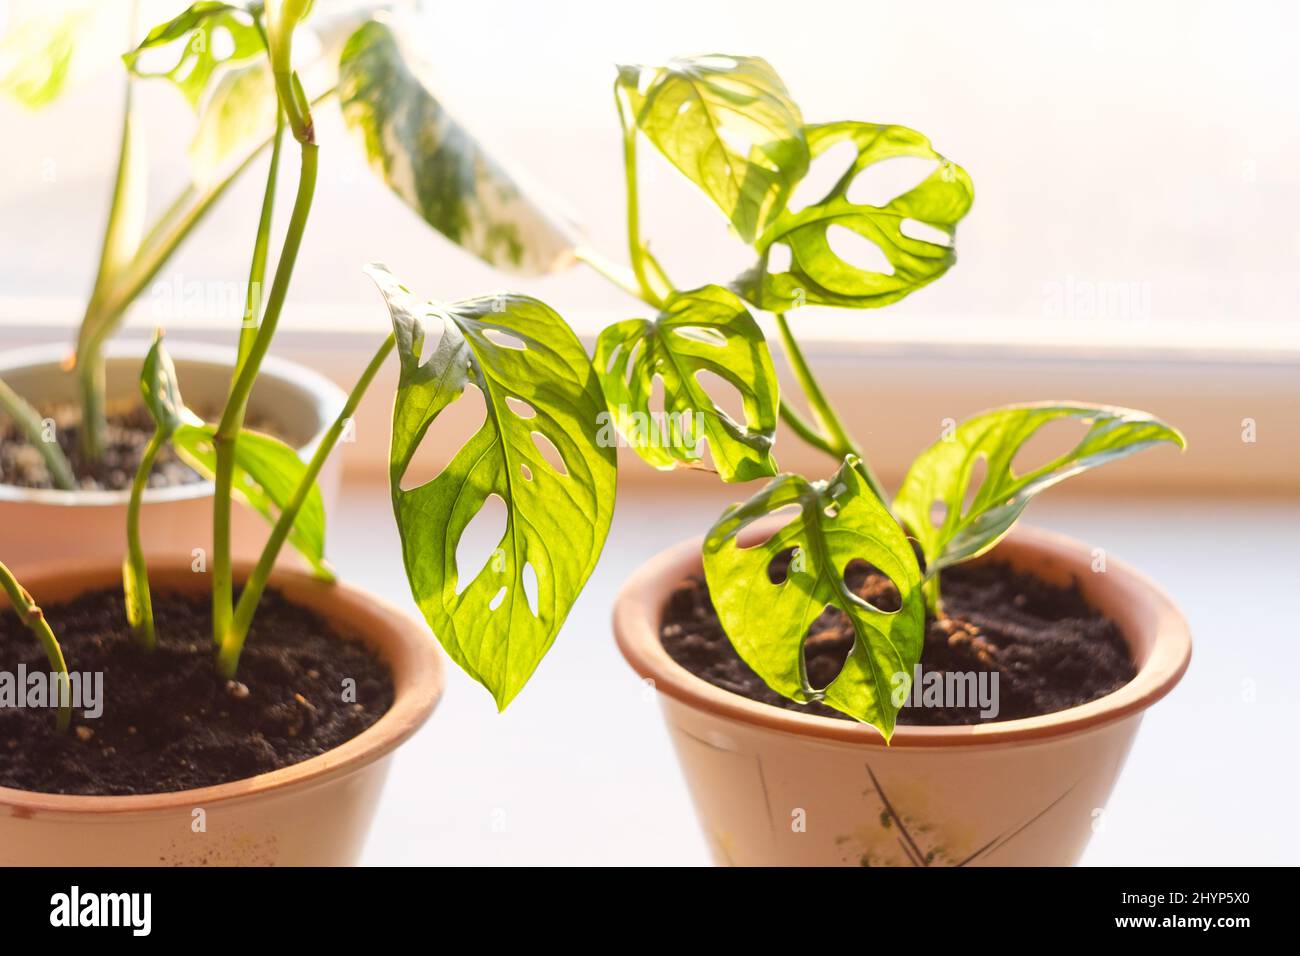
0 340 346 507
613 523 1191 748
0 559 444 816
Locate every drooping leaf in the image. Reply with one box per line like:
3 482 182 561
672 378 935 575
617 54 808 243
594 285 778 482
367 263 617 709
703 458 924 737
0 2 96 107
123 2 266 110
894 403 1186 577
339 20 576 274
173 423 332 580
736 122 974 311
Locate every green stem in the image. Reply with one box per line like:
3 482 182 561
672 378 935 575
573 245 644 302
238 107 286 368
123 430 164 651
214 105 287 647
212 141 319 652
773 311 888 502
72 87 338 409
0 377 75 490
778 399 836 458
922 576 942 617
219 333 396 677
615 82 669 307
0 560 71 732
77 46 137 463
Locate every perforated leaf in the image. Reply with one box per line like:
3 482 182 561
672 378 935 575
703 458 924 737
618 54 808 242
594 285 778 482
124 2 266 110
368 264 617 709
736 121 974 311
895 403 1186 576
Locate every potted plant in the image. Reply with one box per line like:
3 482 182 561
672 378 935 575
0 1 574 568
555 54 1191 865
0 2 613 865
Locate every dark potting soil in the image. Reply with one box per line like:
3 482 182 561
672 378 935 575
0 587 394 795
660 558 1136 725
0 402 201 492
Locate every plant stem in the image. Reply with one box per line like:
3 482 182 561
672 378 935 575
212 141 319 652
219 333 396 677
573 245 643 301
77 54 138 463
213 105 287 646
922 576 942 617
773 311 888 502
0 560 71 732
238 107 286 368
615 83 670 307
72 87 338 421
123 430 164 651
0 377 76 490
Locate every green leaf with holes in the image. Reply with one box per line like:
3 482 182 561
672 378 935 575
594 285 778 482
172 422 332 580
367 263 617 709
124 2 267 110
736 122 974 311
703 457 924 737
339 20 576 274
618 54 808 242
895 403 1186 578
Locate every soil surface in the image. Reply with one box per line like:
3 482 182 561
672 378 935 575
661 558 1135 725
0 402 202 492
0 587 394 795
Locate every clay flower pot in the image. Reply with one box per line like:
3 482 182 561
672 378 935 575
614 524 1191 866
0 341 346 568
0 560 443 866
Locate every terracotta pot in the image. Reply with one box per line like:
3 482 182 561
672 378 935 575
0 341 346 570
0 560 443 866
614 524 1191 867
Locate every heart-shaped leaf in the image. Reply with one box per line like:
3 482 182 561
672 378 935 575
124 2 266 110
339 20 576 275
594 285 779 482
617 54 808 243
703 457 924 737
895 403 1186 578
736 121 974 311
172 422 332 580
367 264 617 709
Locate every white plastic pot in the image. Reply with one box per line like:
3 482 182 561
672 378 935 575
0 341 346 570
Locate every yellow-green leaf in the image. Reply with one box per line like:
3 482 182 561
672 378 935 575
367 264 616 709
703 458 924 737
737 122 974 311
594 285 778 482
618 54 808 243
895 403 1186 577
